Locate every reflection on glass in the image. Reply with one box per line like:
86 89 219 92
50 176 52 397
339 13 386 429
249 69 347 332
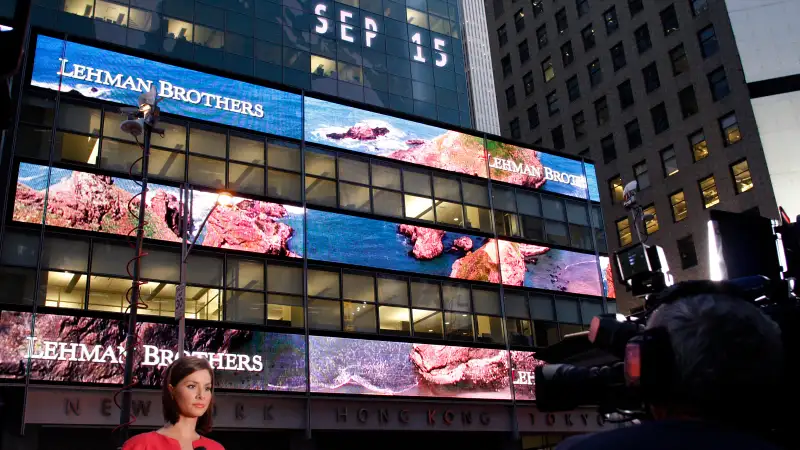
311 55 337 78
473 289 501 315
405 194 434 221
224 290 265 324
129 7 158 32
731 160 753 194
226 258 264 290
100 139 142 173
413 309 443 338
338 157 369 184
476 315 504 344
378 276 408 305
188 155 225 189
189 127 226 158
379 305 411 335
406 8 429 29
309 298 341 330
306 150 336 177
507 318 533 346
152 120 186 150
339 183 371 212
372 188 403 217
64 0 94 17
403 170 431 196
338 61 363 85
494 210 520 237
194 24 224 49
343 301 376 332
56 132 99 165
268 140 301 171
148 149 185 181
306 176 337 207
442 283 470 312
411 280 440 308
343 273 375 302
435 201 463 226
307 269 340 298
268 170 301 201
267 264 303 294
229 163 265 196
230 135 264 164
445 312 473 340
464 205 492 233
462 181 489 206
164 17 193 41
372 163 401 189
94 0 128 26
433 176 461 202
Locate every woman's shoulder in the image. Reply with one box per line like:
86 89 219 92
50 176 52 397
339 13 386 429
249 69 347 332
197 436 225 450
122 431 166 449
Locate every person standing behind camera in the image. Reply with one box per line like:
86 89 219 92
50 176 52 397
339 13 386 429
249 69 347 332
557 284 785 449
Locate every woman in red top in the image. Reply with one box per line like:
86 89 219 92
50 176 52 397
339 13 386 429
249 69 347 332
122 356 224 450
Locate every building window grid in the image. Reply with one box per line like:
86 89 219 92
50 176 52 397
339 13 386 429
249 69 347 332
618 80 634 109
601 134 616 164
651 102 670 134
603 7 619 35
670 190 688 222
643 62 661 92
678 85 699 118
542 57 556 83
546 91 560 116
505 86 517 109
556 8 569 34
595 97 609 126
502 54 513 77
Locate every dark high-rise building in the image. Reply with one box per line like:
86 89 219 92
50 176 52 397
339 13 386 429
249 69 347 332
486 0 783 311
0 2 615 449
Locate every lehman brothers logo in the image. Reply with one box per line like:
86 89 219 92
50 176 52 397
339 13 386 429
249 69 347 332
56 59 265 118
23 337 264 372
489 157 588 189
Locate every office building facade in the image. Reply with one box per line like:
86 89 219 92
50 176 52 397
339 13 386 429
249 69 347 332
460 0 501 134
0 3 614 448
486 0 780 310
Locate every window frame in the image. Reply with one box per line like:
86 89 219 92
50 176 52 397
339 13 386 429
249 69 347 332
616 216 633 247
730 158 754 194
698 24 719 58
719 112 741 146
669 44 689 75
661 146 679 177
698 174 720 209
707 66 730 101
669 190 688 222
634 24 652 53
689 129 709 162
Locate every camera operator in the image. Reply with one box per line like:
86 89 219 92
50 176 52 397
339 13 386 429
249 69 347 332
557 281 785 450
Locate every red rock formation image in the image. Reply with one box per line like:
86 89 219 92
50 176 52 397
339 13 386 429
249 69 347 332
388 131 489 178
12 183 45 224
410 345 509 388
605 262 617 298
518 243 550 261
497 240 527 286
203 199 296 256
398 224 446 260
452 236 473 252
485 140 547 188
450 239 501 283
326 123 390 141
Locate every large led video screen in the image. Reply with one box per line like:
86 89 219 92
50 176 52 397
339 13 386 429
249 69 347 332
13 163 304 257
308 335 542 399
497 240 613 298
305 97 489 178
31 36 302 139
306 209 500 283
0 311 306 390
486 140 600 202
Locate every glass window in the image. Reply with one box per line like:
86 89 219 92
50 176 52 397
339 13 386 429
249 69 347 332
338 61 363 84
404 194 434 221
542 58 555 83
268 140 301 171
342 272 375 302
462 181 488 206
643 204 659 234
230 134 264 164
308 269 340 298
165 17 193 41
226 258 264 290
90 241 134 277
731 159 754 194
501 54 512 77
594 97 609 125
99 139 141 173
475 315 504 344
643 62 660 92
561 41 574 66
442 283 471 312
189 155 225 189
677 234 698 269
226 290 265 324
625 119 642 150
505 86 517 109
660 5 679 36
635 24 651 53
536 24 548 49
661 146 679 177
527 104 540 129
523 71 535 96
581 24 595 50
603 7 618 35
556 8 568 34
268 294 303 328
601 134 616 164
473 288 500 315
609 176 624 204
576 0 589 17
268 170 301 201
708 66 730 101
129 7 158 32
587 59 602 86
309 297 341 330
189 126 226 158
651 102 669 134
670 44 688 75
572 111 586 139
692 0 709 15
407 8 429 29
411 279 440 308
306 148 336 177
699 175 720 209
546 91 559 116
679 86 699 118
507 318 533 346
372 188 403 217
518 39 530 64
338 156 370 184
634 161 650 190
186 253 223 286
340 182 371 212
670 190 688 222
497 24 508 46
64 0 95 17
690 130 709 161
413 309 443 338
551 125 565 150
195 24 224 49
94 0 129 25
379 305 411 335
343 301 376 332
55 131 99 165
719 112 741 146
698 25 719 58
432 176 461 202
567 76 581 102
532 0 543 17
403 170 432 196
464 206 492 233
58 103 101 135
377 275 408 305
555 296 580 323
229 163 265 195
445 311 474 341
616 217 632 246
610 42 626 71
372 162 402 190
306 176 337 207
542 196 566 222
514 8 525 32
267 264 302 294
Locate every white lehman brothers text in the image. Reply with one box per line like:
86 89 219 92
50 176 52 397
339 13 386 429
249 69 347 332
488 157 588 189
23 337 264 372
56 58 265 118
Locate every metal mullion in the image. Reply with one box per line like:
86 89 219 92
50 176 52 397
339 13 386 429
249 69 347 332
263 259 268 326
406 276 414 337
84 239 94 310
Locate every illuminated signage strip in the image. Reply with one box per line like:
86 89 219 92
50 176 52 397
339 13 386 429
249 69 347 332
31 36 302 139
13 163 611 297
31 36 599 202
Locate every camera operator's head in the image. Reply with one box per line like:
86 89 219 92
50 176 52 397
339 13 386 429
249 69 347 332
644 281 784 429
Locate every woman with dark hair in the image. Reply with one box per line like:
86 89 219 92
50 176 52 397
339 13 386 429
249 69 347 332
122 356 224 450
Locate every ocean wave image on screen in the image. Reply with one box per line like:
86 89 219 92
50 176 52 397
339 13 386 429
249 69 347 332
31 36 302 139
498 240 604 297
304 97 488 178
13 163 303 257
309 335 521 399
306 209 500 283
0 311 307 390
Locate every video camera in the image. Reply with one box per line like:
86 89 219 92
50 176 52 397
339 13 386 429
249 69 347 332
533 208 800 443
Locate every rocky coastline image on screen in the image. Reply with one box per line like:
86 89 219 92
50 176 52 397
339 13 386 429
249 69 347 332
0 311 306 390
304 97 488 178
306 209 500 283
31 36 302 139
13 163 304 257
485 140 600 202
309 335 543 399
497 240 607 297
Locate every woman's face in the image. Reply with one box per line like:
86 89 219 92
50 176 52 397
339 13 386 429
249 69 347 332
170 369 213 418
